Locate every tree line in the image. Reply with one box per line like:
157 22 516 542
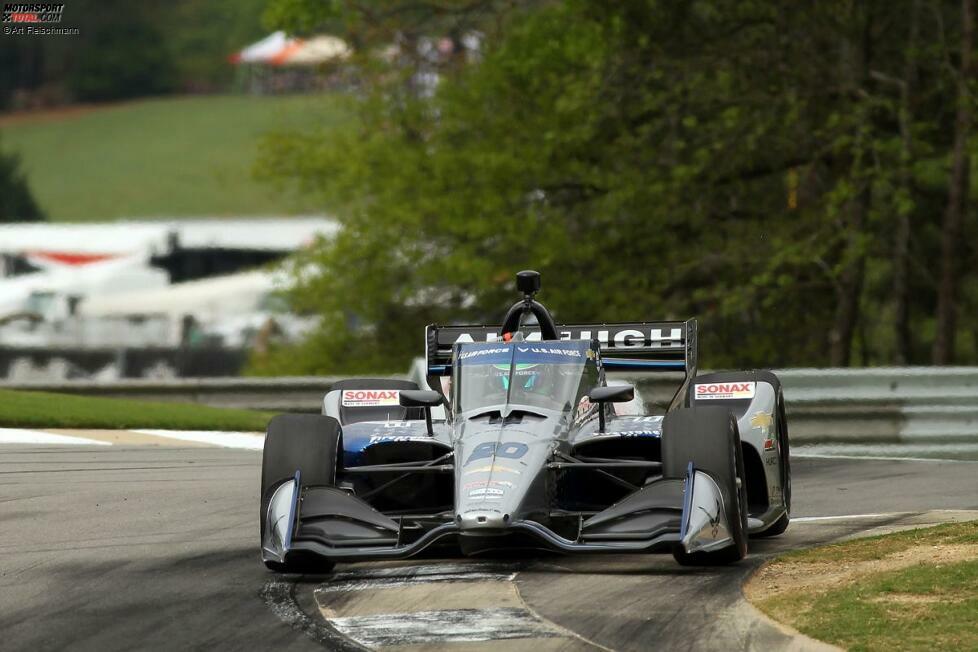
6 0 971 368
0 0 269 109
0 0 274 222
244 2 978 370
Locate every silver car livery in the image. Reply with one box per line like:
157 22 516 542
260 271 790 572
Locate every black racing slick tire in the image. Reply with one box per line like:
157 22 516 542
755 389 791 537
662 406 749 566
260 413 341 573
761 509 790 538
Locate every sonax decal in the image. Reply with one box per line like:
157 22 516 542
694 382 755 400
341 389 400 407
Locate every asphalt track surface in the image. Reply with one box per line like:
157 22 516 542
1 441 976 651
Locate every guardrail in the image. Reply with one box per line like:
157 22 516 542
3 367 976 443
636 367 978 443
789 367 978 443
0 377 346 412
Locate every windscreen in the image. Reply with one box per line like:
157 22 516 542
452 340 597 415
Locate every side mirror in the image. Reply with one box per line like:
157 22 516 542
588 384 635 432
588 385 635 404
399 389 443 407
400 390 442 435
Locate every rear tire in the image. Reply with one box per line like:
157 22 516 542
759 511 790 538
662 407 748 566
755 389 791 537
260 414 341 573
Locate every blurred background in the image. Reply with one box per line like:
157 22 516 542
1 0 976 382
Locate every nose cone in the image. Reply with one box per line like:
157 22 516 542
454 425 552 533
455 457 524 532
458 510 509 529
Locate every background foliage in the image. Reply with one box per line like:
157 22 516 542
251 0 978 374
0 0 269 108
7 0 972 371
0 134 44 222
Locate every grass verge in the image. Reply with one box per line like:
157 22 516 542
0 388 274 431
747 520 978 651
0 94 349 220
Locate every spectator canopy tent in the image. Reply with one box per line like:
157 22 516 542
228 32 351 66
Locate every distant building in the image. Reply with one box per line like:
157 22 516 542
0 217 335 379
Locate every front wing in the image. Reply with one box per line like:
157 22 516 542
261 464 735 565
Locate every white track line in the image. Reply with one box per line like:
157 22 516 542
792 512 908 522
0 428 111 446
133 430 264 450
794 453 945 463
793 442 978 463
793 453 975 463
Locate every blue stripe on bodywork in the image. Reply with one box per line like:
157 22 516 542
342 421 438 467
603 359 686 370
434 357 683 373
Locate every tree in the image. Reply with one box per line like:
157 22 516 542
253 0 978 373
68 1 176 101
888 0 921 365
0 136 45 222
933 0 974 364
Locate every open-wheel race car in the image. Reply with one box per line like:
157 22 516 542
260 271 791 572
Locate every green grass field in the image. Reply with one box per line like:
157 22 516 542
751 520 978 651
0 388 274 430
0 94 348 221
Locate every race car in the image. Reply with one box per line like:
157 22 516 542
260 270 791 572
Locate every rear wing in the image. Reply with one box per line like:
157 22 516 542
425 320 697 377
